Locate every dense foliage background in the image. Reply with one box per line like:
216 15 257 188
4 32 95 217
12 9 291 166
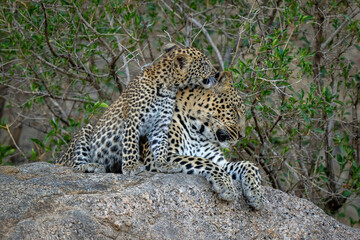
1 0 359 227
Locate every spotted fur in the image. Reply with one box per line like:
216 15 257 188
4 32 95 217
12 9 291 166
55 45 216 175
140 71 265 209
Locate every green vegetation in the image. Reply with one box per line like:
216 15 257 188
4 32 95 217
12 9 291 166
0 0 359 226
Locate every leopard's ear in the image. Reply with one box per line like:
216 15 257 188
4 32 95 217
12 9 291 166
173 54 190 73
163 43 178 53
214 71 233 93
217 71 232 84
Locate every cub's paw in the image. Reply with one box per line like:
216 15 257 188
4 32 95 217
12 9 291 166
79 163 106 173
122 162 145 176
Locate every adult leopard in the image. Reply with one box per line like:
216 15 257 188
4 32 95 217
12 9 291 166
55 44 217 175
139 71 265 210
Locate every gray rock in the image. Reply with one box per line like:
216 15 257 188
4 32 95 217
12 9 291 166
0 162 359 240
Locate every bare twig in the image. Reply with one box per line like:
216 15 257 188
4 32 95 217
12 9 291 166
0 82 92 103
106 11 144 89
32 53 86 80
188 17 224 69
40 6 109 79
320 8 360 51
40 3 60 59
32 52 108 99
229 28 245 68
162 0 224 69
185 14 192 47
245 142 280 190
72 2 115 57
267 115 283 137
251 99 264 145
0 124 29 161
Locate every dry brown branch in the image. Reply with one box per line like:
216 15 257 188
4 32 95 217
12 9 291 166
0 124 29 161
32 53 86 80
244 142 280 190
0 82 92 104
162 0 224 69
251 99 264 145
72 2 115 57
32 52 108 100
320 8 360 51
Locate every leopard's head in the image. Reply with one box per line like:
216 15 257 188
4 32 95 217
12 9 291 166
189 71 245 149
164 44 217 89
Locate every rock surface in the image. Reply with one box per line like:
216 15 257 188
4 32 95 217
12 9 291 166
0 162 359 240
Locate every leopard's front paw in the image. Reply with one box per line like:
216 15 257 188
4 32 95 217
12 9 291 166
219 186 237 201
243 186 265 210
210 175 237 201
155 158 182 173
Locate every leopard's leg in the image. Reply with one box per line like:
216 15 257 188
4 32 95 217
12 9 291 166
223 161 265 210
54 142 74 166
72 124 106 173
55 124 106 173
121 118 145 175
174 155 236 201
141 149 236 201
54 125 90 166
147 103 179 172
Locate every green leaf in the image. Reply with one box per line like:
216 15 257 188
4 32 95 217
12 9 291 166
333 100 344 106
31 138 45 148
313 128 325 134
342 190 352 198
98 102 109 108
350 204 360 218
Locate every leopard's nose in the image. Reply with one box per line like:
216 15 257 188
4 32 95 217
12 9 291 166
203 76 216 86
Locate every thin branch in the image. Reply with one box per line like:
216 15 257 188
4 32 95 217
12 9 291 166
44 98 70 126
106 11 144 90
0 82 92 103
32 53 86 80
32 52 108 99
162 0 224 69
42 4 109 79
72 2 115 57
320 8 360 51
245 142 280 190
185 14 192 47
40 3 60 59
251 99 264 145
0 124 29 161
187 17 224 69
229 29 245 68
267 115 283 137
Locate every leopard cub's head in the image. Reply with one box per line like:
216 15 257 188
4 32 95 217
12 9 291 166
164 44 217 89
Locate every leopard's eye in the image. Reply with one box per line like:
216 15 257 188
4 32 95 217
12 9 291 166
204 62 210 72
216 129 230 142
